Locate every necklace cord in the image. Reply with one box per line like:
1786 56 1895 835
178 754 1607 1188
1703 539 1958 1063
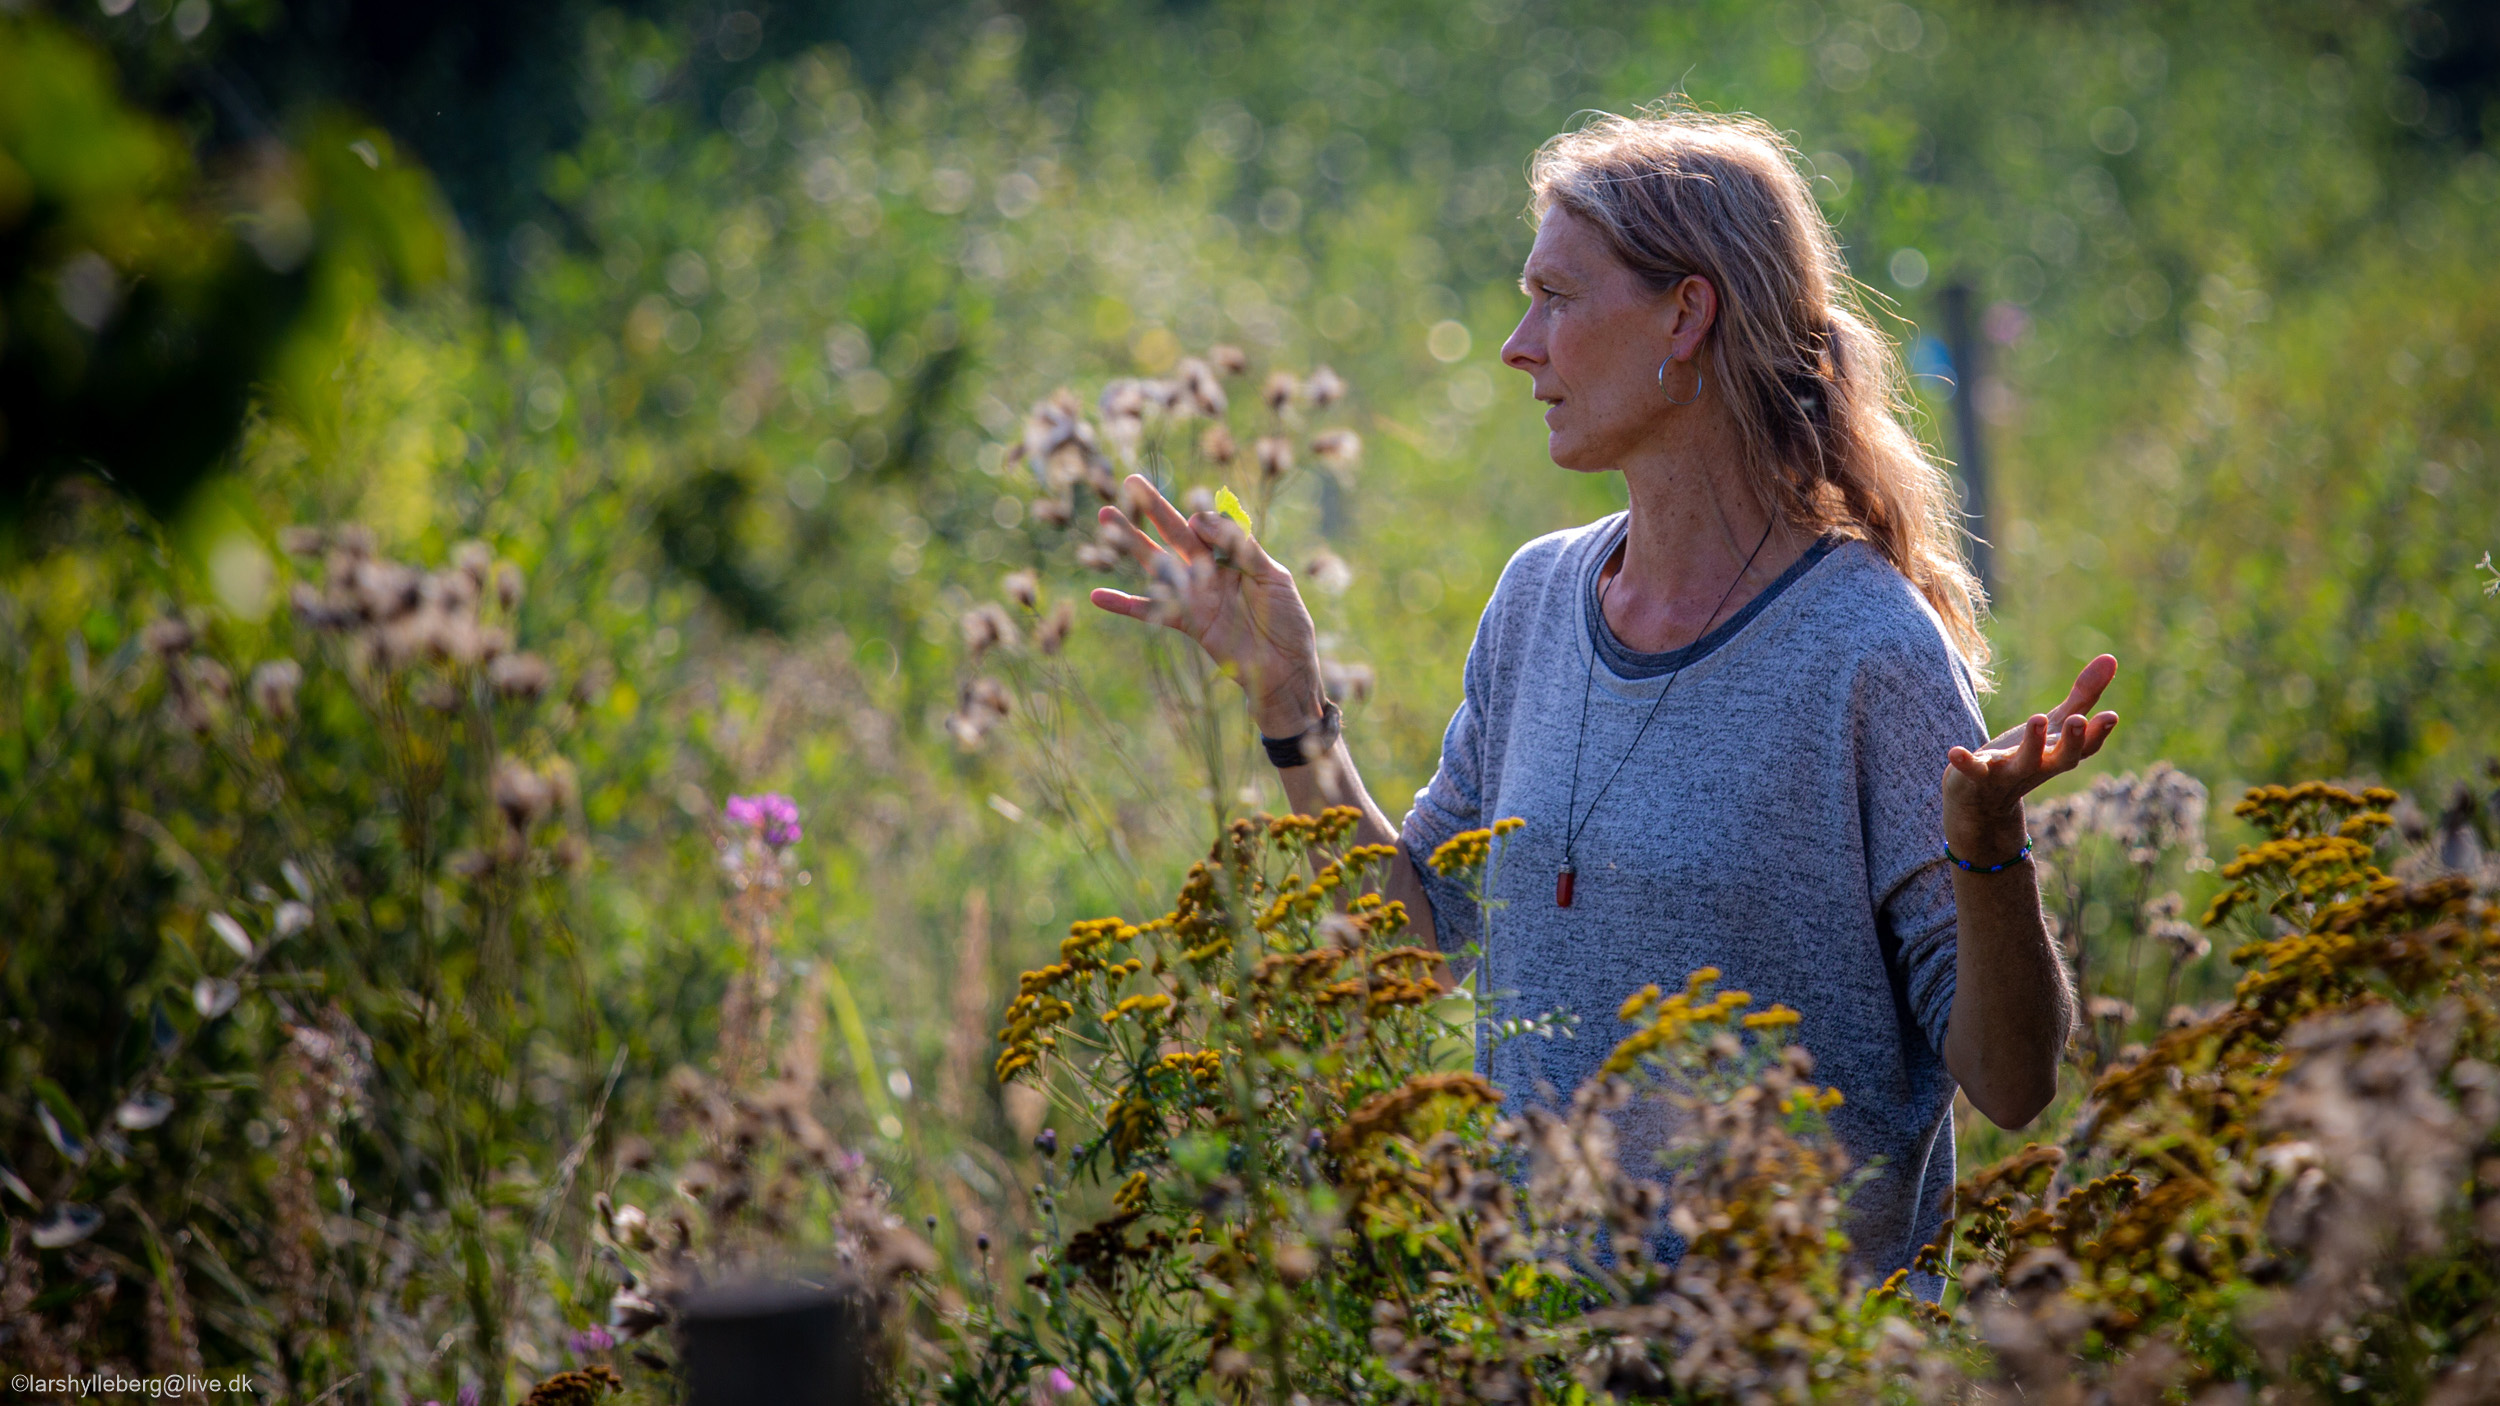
1560 516 1779 870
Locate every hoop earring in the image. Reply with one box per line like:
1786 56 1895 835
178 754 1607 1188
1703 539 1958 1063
1658 355 1704 407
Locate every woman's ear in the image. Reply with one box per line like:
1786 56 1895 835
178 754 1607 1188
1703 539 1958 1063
1663 275 1719 362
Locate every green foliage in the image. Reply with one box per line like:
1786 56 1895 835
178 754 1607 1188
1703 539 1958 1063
1937 780 2500 1401
0 504 608 1400
2 0 2498 1401
0 10 454 522
913 816 1943 1404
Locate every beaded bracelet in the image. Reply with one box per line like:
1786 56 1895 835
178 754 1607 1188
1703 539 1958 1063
1944 836 2033 873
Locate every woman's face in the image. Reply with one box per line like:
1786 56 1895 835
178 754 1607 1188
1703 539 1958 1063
1500 207 1714 473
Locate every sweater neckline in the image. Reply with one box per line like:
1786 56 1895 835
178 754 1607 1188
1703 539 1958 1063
1581 515 1843 682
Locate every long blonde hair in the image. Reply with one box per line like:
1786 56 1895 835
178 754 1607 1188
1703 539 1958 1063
1528 107 1991 678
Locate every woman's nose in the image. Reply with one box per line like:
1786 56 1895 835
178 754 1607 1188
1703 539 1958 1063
1501 310 1541 371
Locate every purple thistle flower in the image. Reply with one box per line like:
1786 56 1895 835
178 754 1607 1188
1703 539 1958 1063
1047 1367 1077 1394
458 1386 482 1406
724 793 802 848
569 1325 616 1357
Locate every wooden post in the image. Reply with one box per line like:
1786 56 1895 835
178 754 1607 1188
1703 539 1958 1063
1937 282 1993 595
677 1280 876 1406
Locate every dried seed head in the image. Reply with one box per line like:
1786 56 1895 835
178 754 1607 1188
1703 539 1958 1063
279 525 325 557
1254 436 1293 482
1175 357 1227 417
2152 919 2209 961
1075 543 1121 573
961 603 1020 659
1029 497 1074 529
1037 600 1075 655
1198 423 1237 465
1098 378 1150 425
289 581 343 630
490 652 553 702
142 616 196 657
1182 486 1218 515
1304 549 1353 596
428 563 479 616
1210 344 1249 376
494 562 525 611
947 676 1014 748
249 659 303 719
352 559 423 623
2086 994 2136 1025
1263 371 1298 414
1304 364 1347 408
1310 428 1361 468
451 540 493 584
1320 657 1373 704
1002 570 1040 609
493 757 554 832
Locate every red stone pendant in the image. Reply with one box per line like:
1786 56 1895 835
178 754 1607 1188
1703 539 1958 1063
1556 861 1576 908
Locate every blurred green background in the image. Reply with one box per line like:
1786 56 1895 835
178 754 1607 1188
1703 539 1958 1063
3 0 2496 1392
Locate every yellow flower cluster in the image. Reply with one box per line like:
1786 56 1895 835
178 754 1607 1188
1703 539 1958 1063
1346 890 1409 938
1104 992 1172 1023
2231 780 2398 833
1266 805 1364 848
1108 1095 1161 1161
1153 1048 1223 1088
1427 816 1525 877
1601 967 1759 1076
1252 946 1347 990
995 917 1156 1081
2203 785 2395 924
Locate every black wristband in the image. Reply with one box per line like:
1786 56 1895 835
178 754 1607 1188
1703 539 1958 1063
1261 700 1342 769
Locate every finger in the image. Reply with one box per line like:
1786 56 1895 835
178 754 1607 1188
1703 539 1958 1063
1128 475 1205 560
1188 509 1283 580
1088 587 1155 620
2050 654 2119 726
2047 711 2088 771
2079 710 2120 760
1946 745 1991 782
2016 713 2048 775
1096 506 1168 569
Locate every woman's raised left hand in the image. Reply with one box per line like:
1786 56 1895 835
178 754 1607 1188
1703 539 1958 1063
1942 654 2121 862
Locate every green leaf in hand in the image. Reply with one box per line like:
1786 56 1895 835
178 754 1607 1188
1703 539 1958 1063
1214 486 1253 533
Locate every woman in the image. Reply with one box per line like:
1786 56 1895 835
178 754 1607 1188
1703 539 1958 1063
1089 109 2114 1285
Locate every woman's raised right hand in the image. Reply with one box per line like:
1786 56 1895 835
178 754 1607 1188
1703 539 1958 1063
1087 474 1328 738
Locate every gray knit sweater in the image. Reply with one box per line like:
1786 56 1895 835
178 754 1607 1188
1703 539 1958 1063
1399 514 1986 1283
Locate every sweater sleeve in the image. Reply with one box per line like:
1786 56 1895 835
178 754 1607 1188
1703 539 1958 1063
1400 604 1498 961
1852 625 1990 1061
